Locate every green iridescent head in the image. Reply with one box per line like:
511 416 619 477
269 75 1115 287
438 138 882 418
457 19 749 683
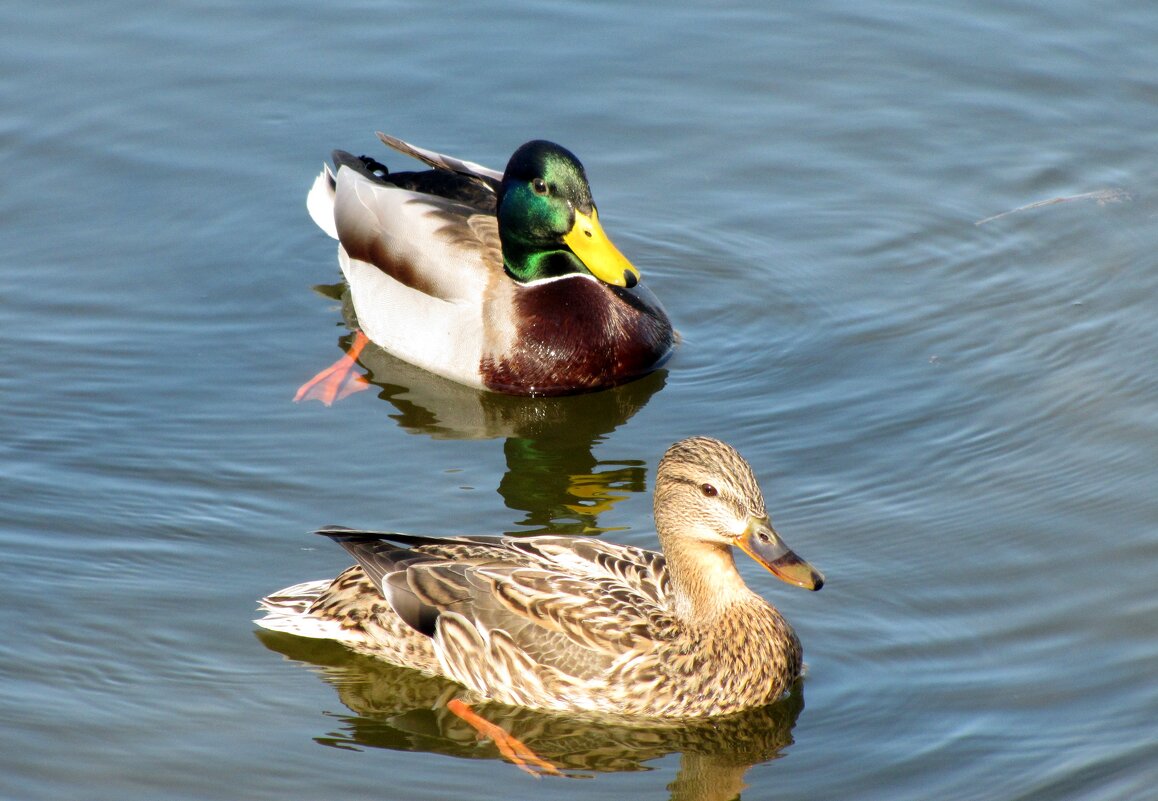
497 140 640 288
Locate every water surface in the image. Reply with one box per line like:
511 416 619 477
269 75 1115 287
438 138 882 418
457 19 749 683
2 1 1156 799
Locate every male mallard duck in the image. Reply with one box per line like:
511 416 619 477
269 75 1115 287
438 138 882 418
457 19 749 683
298 133 675 399
257 437 823 718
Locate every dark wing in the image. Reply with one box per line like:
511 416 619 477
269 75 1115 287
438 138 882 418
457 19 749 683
376 132 503 194
331 150 497 214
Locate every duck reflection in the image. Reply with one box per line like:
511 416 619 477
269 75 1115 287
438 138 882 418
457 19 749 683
257 630 803 799
301 285 667 534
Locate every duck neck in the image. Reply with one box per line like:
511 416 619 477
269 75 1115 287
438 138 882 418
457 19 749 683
502 244 585 283
663 537 758 627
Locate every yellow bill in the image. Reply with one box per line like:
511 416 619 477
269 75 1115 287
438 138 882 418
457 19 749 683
562 207 641 288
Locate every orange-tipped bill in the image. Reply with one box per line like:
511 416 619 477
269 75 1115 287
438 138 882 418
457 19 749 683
737 517 824 591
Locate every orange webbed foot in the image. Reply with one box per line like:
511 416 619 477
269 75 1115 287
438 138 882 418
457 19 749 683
447 699 562 778
294 332 372 406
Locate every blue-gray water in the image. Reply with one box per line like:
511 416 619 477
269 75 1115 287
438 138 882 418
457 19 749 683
3 1 1156 799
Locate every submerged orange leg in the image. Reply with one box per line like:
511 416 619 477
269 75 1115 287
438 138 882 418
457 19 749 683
446 699 561 777
293 331 372 406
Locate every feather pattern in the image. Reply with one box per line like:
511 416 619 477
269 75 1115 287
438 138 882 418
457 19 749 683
256 437 824 717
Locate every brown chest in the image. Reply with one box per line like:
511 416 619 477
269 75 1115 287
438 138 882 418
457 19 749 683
480 278 674 395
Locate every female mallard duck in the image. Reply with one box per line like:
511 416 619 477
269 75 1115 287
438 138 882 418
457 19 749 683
257 437 823 718
298 133 675 399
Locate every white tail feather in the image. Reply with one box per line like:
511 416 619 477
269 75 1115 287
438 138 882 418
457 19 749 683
306 165 339 239
254 578 358 642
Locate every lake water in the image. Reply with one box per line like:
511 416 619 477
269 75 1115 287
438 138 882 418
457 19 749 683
3 1 1156 799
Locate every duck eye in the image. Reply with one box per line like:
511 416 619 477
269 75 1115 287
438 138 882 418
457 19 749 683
532 178 548 195
700 483 718 498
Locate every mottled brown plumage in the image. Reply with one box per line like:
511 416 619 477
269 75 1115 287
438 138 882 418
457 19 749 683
256 437 824 717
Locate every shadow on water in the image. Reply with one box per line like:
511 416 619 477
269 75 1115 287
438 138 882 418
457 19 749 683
257 630 803 800
304 283 668 535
